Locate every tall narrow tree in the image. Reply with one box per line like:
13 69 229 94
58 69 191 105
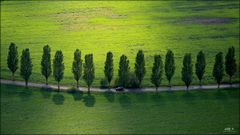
181 53 193 90
118 55 130 87
83 54 95 93
53 51 64 91
7 42 18 81
213 52 224 88
72 49 82 88
225 46 237 85
135 50 146 87
20 48 33 87
195 51 206 87
151 55 163 91
165 50 175 87
104 52 113 89
41 45 51 85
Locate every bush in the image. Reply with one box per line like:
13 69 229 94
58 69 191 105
127 72 139 88
100 78 108 89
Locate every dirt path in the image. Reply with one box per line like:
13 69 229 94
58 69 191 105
1 79 239 93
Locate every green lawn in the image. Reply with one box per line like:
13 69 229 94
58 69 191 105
1 1 239 87
1 84 239 134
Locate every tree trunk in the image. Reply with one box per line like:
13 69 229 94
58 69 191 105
58 82 60 92
199 80 202 88
186 86 189 91
88 86 90 94
168 81 171 89
25 80 28 87
156 87 158 92
139 80 142 88
230 76 232 87
77 80 79 89
108 81 111 91
12 73 15 81
218 83 220 89
46 77 48 85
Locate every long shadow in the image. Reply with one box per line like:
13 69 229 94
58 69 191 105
151 93 165 105
18 87 32 102
40 87 53 99
226 88 239 99
119 94 131 108
214 90 228 101
135 92 148 103
196 90 209 100
52 93 65 105
182 91 195 104
166 91 177 101
103 91 115 103
5 88 18 97
83 93 96 107
68 88 84 101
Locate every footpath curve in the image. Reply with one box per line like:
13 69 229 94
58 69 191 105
1 79 239 93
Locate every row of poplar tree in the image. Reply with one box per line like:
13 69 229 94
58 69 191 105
7 42 237 92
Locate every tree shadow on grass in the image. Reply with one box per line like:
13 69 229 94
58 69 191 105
5 88 18 97
40 87 53 99
135 92 148 103
104 91 115 103
83 93 96 107
214 90 228 101
68 88 83 101
119 94 131 108
226 88 239 99
182 91 195 104
19 87 32 102
165 91 177 101
151 93 165 105
52 93 65 105
195 90 209 100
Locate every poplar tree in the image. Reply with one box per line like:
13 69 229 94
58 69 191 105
118 55 130 87
20 48 33 87
53 51 64 91
151 55 163 91
181 53 193 90
104 52 113 89
213 52 224 88
165 50 175 87
195 51 206 86
83 54 95 93
225 46 237 85
7 42 18 81
72 49 82 88
41 45 51 85
135 50 146 87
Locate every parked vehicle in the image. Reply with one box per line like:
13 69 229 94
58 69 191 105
115 87 124 92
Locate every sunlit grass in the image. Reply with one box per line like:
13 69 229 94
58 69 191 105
1 1 239 87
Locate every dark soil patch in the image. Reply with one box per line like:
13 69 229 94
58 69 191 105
177 17 237 25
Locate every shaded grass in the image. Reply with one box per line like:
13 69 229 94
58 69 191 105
1 84 239 134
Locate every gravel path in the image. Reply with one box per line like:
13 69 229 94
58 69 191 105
1 79 239 93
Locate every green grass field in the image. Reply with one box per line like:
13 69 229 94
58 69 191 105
1 84 239 134
1 1 239 87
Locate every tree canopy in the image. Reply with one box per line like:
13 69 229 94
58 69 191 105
7 42 18 81
20 48 33 86
165 50 175 87
151 55 163 91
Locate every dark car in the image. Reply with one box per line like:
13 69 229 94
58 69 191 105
115 87 124 92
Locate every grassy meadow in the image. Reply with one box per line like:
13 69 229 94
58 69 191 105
1 1 239 87
1 84 239 134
